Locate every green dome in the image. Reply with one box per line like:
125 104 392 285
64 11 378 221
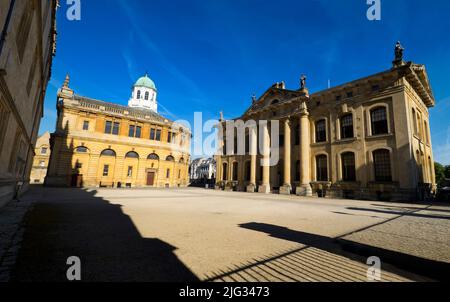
134 74 156 90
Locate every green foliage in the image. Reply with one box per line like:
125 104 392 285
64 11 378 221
435 162 450 186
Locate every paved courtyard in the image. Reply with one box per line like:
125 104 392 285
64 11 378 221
2 186 450 282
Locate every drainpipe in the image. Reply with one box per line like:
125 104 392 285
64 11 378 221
0 0 16 66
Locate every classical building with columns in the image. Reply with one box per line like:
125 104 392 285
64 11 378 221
45 74 191 188
216 44 436 201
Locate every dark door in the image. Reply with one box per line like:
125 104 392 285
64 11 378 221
147 172 155 186
71 174 83 188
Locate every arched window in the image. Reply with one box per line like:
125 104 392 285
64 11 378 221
166 155 175 162
145 91 149 100
222 163 228 181
341 152 356 181
315 119 327 143
125 151 139 159
179 157 185 163
100 149 116 157
147 153 159 160
271 99 280 105
340 114 354 139
137 90 141 99
373 149 392 182
244 161 251 181
75 146 88 153
232 162 239 181
316 155 328 182
370 107 388 135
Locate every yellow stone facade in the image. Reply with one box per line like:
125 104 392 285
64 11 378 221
216 58 436 202
30 132 51 184
45 77 191 188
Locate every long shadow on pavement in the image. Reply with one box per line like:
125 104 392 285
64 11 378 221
10 188 198 282
239 222 450 281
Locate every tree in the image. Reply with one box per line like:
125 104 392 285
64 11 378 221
435 162 446 186
445 165 450 179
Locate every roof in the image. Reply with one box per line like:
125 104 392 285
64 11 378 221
134 74 157 91
72 94 168 124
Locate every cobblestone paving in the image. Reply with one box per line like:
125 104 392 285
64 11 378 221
205 247 415 282
4 187 449 282
0 192 39 282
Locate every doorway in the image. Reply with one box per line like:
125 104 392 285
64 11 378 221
147 171 156 186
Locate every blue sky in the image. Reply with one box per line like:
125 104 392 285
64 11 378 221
40 0 450 164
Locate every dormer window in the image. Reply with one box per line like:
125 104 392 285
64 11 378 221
145 91 149 100
137 90 141 99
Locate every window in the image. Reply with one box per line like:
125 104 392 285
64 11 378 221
26 47 38 95
315 120 327 143
100 149 116 157
373 149 392 182
127 166 133 177
316 155 328 182
178 169 181 179
166 155 175 162
341 152 356 181
112 122 120 135
150 128 156 140
168 132 176 143
245 135 250 154
75 146 88 153
166 169 170 178
129 125 141 138
145 92 149 100
105 121 120 135
424 121 430 144
129 125 135 137
347 92 353 98
245 161 251 181
155 129 161 141
340 114 354 139
16 0 34 62
83 121 89 131
137 90 141 99
0 98 10 147
125 151 139 159
412 108 418 135
294 124 300 146
103 165 109 176
222 163 228 181
370 107 389 135
147 153 159 160
41 147 48 154
232 162 239 181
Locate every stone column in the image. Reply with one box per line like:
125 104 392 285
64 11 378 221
247 125 257 193
258 122 271 194
297 102 312 196
280 118 292 195
215 122 224 190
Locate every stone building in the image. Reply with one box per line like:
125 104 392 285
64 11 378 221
0 0 57 207
216 44 436 201
45 74 191 188
189 157 216 185
30 132 51 184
